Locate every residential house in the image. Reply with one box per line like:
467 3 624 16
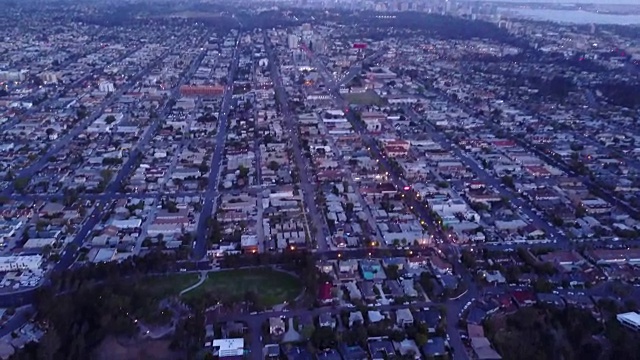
368 340 396 360
396 308 414 326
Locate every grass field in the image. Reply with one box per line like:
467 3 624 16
141 273 199 301
182 268 302 307
344 90 386 106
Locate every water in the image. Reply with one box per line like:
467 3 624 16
493 0 639 4
503 8 640 24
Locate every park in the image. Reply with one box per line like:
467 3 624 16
144 267 303 308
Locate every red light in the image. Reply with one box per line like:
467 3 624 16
403 186 411 191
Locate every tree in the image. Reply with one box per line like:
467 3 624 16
13 176 30 193
238 165 249 178
104 115 117 124
62 187 79 206
460 249 476 268
267 161 280 172
345 202 355 214
389 329 406 342
311 326 337 350
501 175 515 189
533 278 553 293
386 264 400 280
415 332 428 346
301 324 315 340
42 245 52 258
36 327 61 360
198 162 210 174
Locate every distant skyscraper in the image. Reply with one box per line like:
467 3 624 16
445 0 456 14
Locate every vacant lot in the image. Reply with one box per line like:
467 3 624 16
183 268 302 307
344 90 385 106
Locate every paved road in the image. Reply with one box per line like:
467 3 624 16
438 83 640 220
54 39 209 271
405 106 566 246
336 48 387 87
265 36 329 252
179 271 208 296
303 46 473 360
192 40 240 260
0 36 207 333
0 305 34 338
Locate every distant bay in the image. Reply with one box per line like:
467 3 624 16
502 8 640 24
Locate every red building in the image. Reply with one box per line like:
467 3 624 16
179 85 225 97
318 282 332 304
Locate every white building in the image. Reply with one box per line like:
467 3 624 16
211 338 244 358
0 255 43 272
111 218 142 229
617 312 640 331
0 70 27 82
99 81 115 93
287 34 299 49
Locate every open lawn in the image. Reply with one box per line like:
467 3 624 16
140 273 199 301
344 90 386 106
182 268 302 307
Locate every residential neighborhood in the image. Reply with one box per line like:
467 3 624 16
1 1 640 359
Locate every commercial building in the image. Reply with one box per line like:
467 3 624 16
211 338 244 359
586 249 640 265
287 34 299 49
98 81 115 93
179 85 225 97
617 312 640 331
0 255 43 272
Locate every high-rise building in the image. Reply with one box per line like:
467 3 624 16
445 0 456 14
288 34 299 49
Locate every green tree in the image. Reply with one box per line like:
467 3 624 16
501 175 515 189
13 176 30 193
311 326 337 350
238 165 249 178
415 332 429 346
267 161 280 171
386 264 400 280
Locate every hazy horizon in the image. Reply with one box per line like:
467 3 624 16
467 0 640 4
